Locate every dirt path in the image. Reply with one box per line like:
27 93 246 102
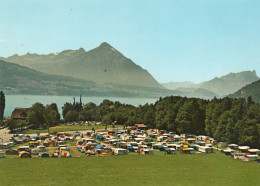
0 128 12 143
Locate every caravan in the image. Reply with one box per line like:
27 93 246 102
198 146 213 153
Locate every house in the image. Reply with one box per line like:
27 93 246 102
11 108 29 120
134 124 147 130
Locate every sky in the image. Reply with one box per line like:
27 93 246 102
0 0 260 83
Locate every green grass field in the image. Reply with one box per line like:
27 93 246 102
0 150 259 186
24 125 123 134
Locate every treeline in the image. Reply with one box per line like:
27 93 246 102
6 103 60 132
62 96 259 148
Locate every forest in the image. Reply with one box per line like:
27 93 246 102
61 95 260 148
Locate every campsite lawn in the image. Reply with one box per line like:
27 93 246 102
1 151 259 186
24 125 123 134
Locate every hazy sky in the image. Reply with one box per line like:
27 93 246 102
0 0 260 83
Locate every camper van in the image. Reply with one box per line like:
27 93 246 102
232 153 246 160
243 155 258 162
248 149 260 155
142 149 154 155
221 149 234 156
164 148 176 154
18 146 30 152
198 146 213 153
31 148 41 155
113 148 128 155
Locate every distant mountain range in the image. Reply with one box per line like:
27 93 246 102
0 60 173 98
1 42 259 100
162 71 259 97
229 79 260 103
0 42 162 89
161 81 195 90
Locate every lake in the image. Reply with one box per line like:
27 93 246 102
4 95 158 117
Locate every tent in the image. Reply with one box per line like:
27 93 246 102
96 135 104 140
39 152 50 158
5 149 19 155
19 151 31 158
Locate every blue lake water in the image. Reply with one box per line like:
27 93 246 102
4 95 158 117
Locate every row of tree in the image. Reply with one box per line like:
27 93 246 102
62 96 259 148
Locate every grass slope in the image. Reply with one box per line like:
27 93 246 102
0 151 259 185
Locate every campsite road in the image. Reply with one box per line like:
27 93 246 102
0 128 12 143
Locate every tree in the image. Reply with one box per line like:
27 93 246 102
102 114 112 126
27 103 46 129
64 110 79 122
45 103 60 127
5 119 19 133
62 102 74 118
0 91 5 121
83 102 97 110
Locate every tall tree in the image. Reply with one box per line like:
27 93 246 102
0 91 5 121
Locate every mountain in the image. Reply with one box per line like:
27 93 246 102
0 42 162 89
174 87 218 99
161 81 196 90
229 80 260 103
197 71 259 96
163 71 259 98
0 60 176 98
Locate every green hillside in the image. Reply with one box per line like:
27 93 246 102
229 79 260 103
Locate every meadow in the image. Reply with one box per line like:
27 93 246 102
24 125 123 134
0 150 259 186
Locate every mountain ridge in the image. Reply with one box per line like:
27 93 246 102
0 59 170 98
162 70 259 97
0 42 162 89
